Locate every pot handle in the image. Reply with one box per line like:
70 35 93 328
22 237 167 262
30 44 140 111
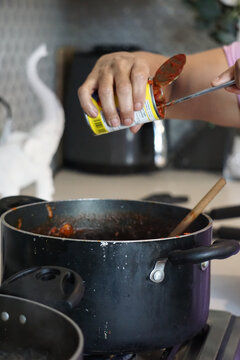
208 205 240 220
0 195 44 216
0 266 84 313
168 239 240 265
214 226 240 241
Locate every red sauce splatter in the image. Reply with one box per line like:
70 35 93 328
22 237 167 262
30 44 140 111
49 226 58 236
153 85 166 118
59 223 74 237
17 218 22 229
46 204 53 219
152 54 186 119
49 223 74 238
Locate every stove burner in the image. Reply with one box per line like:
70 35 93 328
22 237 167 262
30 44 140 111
84 310 240 359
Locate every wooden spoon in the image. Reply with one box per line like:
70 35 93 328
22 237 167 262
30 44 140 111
168 177 226 237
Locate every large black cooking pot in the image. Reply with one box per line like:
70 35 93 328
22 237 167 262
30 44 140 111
0 196 239 355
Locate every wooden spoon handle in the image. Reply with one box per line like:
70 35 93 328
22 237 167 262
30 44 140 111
169 177 226 237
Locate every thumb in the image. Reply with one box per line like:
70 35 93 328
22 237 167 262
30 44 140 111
211 65 234 86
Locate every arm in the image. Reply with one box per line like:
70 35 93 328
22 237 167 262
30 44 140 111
167 47 240 128
78 47 240 132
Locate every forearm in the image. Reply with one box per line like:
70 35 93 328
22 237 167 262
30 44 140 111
168 48 240 127
135 48 240 127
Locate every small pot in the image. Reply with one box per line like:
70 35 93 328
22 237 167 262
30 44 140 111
0 266 84 359
0 196 239 355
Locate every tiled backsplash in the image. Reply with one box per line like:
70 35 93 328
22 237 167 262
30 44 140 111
0 0 217 132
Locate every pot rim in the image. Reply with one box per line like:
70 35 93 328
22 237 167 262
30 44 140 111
0 293 84 360
1 198 213 243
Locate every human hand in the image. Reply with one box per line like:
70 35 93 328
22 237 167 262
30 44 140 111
211 58 240 94
78 52 151 134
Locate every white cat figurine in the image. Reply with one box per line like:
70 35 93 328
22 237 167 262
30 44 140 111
0 44 65 200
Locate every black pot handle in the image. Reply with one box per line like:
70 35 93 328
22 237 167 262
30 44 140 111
213 226 240 241
208 205 240 220
0 266 84 313
168 239 240 265
0 195 45 216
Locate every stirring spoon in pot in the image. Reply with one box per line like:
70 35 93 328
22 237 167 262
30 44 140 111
169 177 226 237
165 80 235 107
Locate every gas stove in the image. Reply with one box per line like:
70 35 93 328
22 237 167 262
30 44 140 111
84 310 240 360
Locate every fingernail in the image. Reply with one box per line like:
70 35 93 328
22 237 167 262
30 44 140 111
134 102 142 111
89 106 98 117
110 118 120 127
124 118 132 126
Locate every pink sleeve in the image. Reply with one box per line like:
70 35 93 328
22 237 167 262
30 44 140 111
223 41 240 106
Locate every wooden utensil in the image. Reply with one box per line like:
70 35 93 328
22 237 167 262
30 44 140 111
168 177 226 237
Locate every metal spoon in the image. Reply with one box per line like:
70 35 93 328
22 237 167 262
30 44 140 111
165 79 236 107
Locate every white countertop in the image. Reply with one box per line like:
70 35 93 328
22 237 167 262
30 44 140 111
22 168 240 315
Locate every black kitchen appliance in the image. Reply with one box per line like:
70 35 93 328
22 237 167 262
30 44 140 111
167 120 236 172
62 45 168 174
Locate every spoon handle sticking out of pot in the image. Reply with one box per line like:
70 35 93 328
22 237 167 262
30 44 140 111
165 80 235 107
168 177 226 237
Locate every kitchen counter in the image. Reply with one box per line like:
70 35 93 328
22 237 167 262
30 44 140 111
22 168 240 315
